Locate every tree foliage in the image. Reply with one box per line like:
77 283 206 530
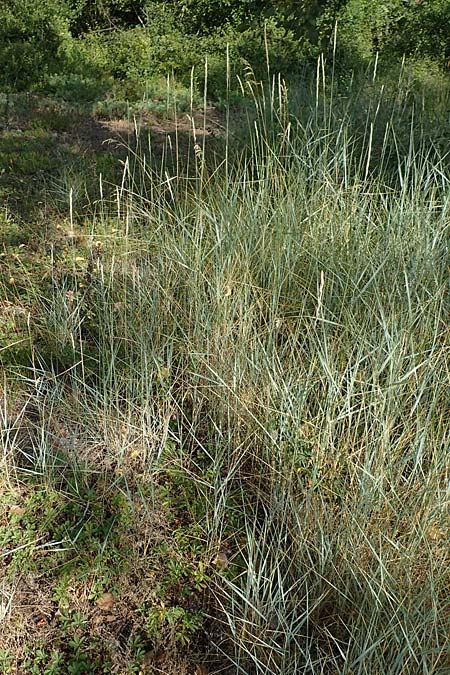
1 0 449 95
68 0 146 34
339 0 450 64
0 0 70 92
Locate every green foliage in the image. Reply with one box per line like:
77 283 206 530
383 0 450 63
338 0 450 65
20 642 111 675
69 0 146 34
0 475 132 580
2 0 449 104
105 27 152 82
161 0 251 33
0 0 71 92
142 603 204 647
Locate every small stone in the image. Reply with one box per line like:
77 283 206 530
96 592 116 611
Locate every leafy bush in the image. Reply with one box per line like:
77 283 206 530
157 0 251 33
0 0 71 93
105 27 152 82
383 0 450 64
338 0 450 66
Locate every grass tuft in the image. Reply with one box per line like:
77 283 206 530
1 62 449 673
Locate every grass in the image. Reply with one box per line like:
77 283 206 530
1 58 449 674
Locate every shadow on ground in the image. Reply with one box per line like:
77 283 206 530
0 95 225 223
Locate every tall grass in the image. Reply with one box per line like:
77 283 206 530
2 61 449 673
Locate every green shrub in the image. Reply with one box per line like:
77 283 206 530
0 0 71 93
338 0 450 66
104 27 152 83
383 0 450 64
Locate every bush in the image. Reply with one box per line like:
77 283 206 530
105 27 152 82
0 0 71 93
383 0 450 65
337 0 450 66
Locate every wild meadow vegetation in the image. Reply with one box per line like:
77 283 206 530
1 2 450 674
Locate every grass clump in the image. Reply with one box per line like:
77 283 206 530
1 63 449 674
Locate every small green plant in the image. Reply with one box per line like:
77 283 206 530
0 650 13 673
58 610 88 630
43 651 65 675
141 603 204 647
